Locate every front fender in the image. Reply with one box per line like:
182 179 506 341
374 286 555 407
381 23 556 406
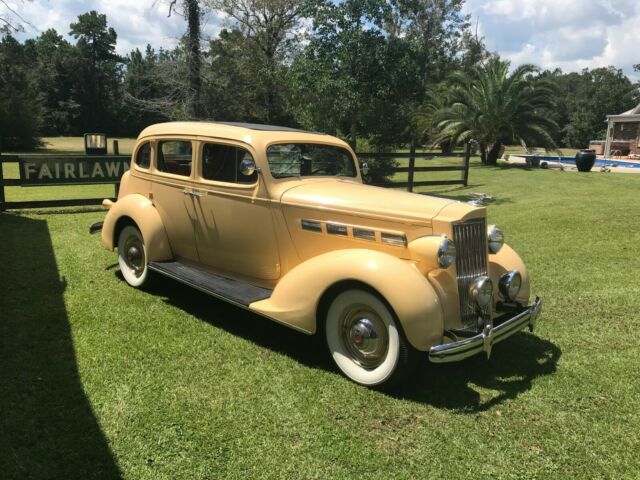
249 249 444 351
101 194 173 262
489 244 531 305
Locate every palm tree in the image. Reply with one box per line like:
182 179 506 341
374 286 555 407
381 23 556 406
415 82 456 154
430 58 558 165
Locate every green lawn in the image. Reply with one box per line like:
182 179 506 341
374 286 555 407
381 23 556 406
1 145 640 478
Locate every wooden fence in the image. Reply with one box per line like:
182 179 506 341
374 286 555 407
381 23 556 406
358 143 472 192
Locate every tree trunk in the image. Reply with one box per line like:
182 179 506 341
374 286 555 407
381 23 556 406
486 141 502 166
349 121 357 150
185 0 201 119
480 142 487 164
439 139 453 154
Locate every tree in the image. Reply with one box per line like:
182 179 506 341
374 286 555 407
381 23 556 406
564 67 638 147
204 0 317 123
0 0 33 35
415 82 456 152
168 0 203 118
26 29 79 134
0 35 41 149
432 58 558 165
289 0 394 146
69 11 123 133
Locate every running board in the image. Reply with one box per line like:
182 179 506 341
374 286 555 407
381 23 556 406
148 261 272 307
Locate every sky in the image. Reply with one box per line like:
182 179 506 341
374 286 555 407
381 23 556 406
6 0 640 79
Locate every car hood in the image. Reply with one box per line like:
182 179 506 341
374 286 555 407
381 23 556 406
279 180 463 225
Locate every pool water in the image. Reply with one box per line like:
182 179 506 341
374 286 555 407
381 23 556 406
518 155 640 169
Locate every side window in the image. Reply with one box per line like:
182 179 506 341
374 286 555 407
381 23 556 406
202 143 257 184
135 142 151 169
157 141 192 177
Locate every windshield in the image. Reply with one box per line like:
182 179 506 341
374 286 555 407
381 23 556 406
266 143 357 179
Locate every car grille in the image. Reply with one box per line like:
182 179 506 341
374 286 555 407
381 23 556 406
453 218 490 330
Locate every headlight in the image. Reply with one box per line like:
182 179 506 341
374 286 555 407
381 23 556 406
499 270 522 300
437 239 456 268
469 276 493 307
407 235 456 270
487 224 504 253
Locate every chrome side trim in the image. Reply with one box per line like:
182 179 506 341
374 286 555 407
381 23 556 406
428 297 542 363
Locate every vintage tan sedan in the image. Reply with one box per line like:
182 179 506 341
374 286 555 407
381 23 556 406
93 122 542 387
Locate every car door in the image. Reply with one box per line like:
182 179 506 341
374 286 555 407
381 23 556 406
150 138 199 261
192 140 281 281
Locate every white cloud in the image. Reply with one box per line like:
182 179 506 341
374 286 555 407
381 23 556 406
465 0 640 78
10 0 224 55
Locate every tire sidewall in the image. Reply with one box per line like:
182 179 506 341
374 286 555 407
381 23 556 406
325 289 401 386
118 225 148 288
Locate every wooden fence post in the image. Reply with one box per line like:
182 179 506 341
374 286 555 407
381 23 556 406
407 140 416 193
462 142 471 187
112 140 119 155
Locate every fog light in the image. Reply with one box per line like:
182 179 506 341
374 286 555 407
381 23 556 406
469 276 493 307
499 270 522 300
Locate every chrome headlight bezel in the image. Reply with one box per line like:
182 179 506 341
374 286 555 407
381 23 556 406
499 270 522 301
487 224 504 254
469 276 493 307
437 238 456 269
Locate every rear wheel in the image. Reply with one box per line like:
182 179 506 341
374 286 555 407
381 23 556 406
325 289 414 388
118 225 149 288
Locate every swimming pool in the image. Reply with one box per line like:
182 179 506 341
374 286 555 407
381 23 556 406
517 155 640 169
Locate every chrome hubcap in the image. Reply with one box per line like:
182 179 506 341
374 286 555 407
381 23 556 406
341 307 388 369
124 237 144 275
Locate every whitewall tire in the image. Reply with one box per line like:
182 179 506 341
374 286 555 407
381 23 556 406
325 289 413 387
117 225 149 288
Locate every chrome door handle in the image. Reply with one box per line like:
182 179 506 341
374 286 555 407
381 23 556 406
183 190 204 197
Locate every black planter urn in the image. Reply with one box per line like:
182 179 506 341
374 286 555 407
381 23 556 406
575 149 596 172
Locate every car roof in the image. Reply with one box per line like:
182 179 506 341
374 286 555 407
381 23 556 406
137 121 347 147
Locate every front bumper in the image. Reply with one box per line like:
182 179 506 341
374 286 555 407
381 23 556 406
428 297 542 363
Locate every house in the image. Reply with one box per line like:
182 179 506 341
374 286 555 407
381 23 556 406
604 103 640 158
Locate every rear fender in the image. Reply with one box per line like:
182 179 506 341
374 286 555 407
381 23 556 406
250 249 444 351
101 194 172 262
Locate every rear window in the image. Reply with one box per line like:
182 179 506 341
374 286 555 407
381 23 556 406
135 142 151 169
157 141 192 177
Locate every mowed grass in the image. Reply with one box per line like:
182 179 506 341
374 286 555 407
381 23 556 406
1 141 640 478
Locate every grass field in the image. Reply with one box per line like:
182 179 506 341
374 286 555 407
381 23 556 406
1 139 639 479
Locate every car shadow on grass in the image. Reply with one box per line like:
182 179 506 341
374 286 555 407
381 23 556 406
145 274 560 411
392 332 561 412
141 277 335 372
0 213 122 479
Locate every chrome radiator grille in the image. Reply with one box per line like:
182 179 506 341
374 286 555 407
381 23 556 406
453 218 490 330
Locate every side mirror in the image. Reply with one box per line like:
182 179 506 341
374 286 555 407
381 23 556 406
240 157 257 176
361 162 369 176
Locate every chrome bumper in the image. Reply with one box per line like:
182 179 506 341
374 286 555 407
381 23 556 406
429 297 542 363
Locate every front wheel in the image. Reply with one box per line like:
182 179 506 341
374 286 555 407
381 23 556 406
117 225 150 288
325 289 415 388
